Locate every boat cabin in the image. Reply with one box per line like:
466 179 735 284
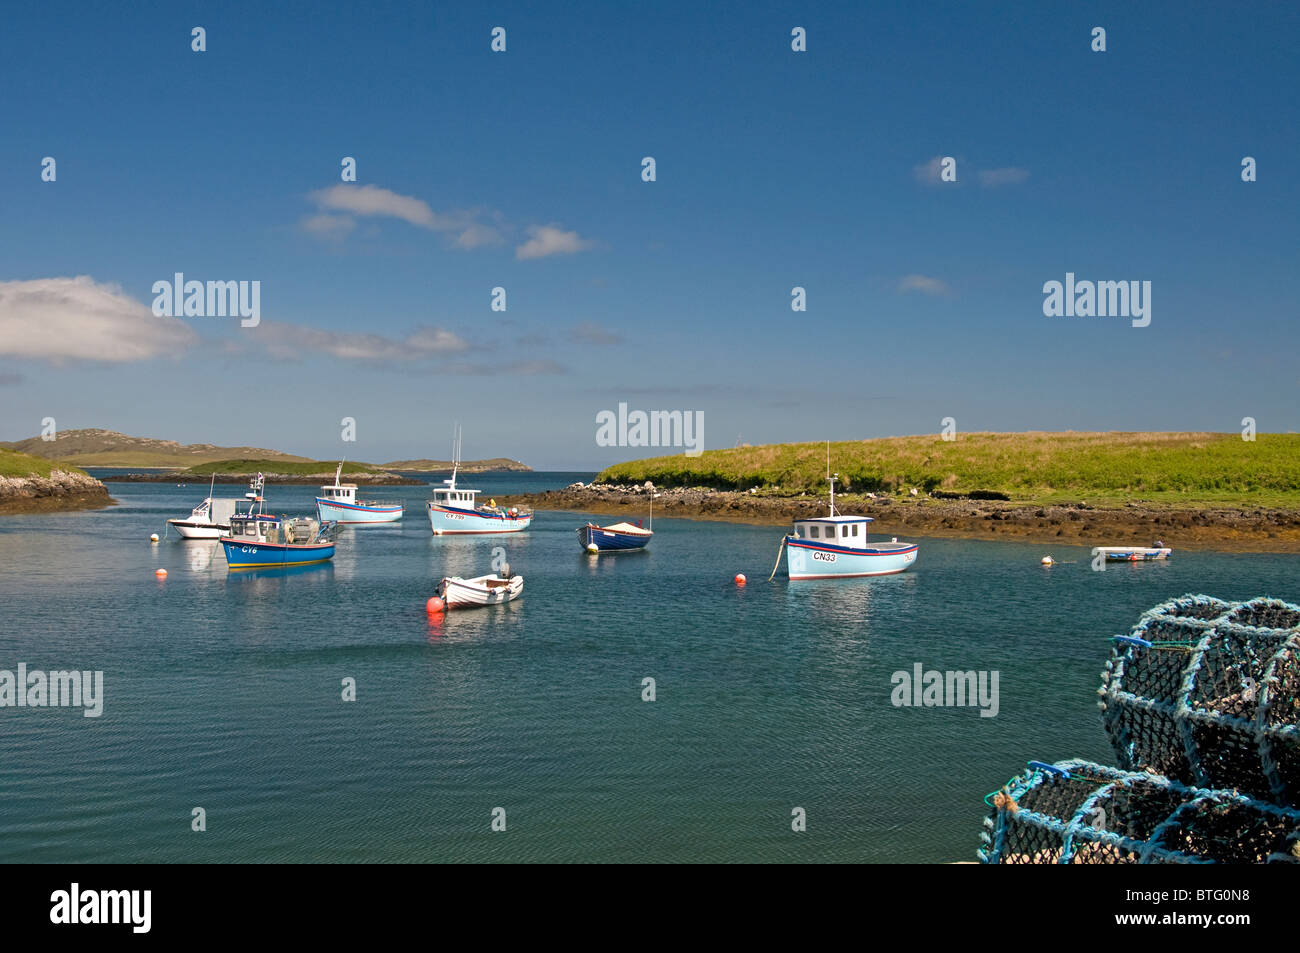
228 513 283 541
431 479 480 509
319 482 359 505
792 515 875 550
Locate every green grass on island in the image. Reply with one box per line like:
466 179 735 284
596 432 1300 508
0 449 90 479
183 459 391 477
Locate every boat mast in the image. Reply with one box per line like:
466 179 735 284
334 459 344 488
827 440 837 517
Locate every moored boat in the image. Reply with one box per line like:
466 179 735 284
578 521 653 553
1095 543 1172 562
783 468 917 580
315 461 403 524
437 572 524 608
426 428 531 535
167 475 240 539
219 474 340 570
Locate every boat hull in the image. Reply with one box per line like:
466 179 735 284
219 538 336 570
427 503 532 535
1098 547 1172 562
785 537 918 579
168 519 229 539
315 498 404 524
577 524 652 552
438 574 524 608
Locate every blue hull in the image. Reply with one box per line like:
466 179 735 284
316 498 403 523
786 537 917 579
578 525 652 552
220 538 335 569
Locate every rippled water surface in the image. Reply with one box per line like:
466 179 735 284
2 473 1297 862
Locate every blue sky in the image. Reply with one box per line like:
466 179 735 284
1 1 1296 469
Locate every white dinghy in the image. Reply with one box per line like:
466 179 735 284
437 571 524 608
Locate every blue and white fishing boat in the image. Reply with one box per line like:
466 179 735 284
315 461 403 524
782 471 918 580
219 474 340 570
426 429 532 535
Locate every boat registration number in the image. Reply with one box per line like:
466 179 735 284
445 514 465 520
240 546 258 554
812 551 836 562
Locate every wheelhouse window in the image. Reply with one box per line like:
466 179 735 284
852 524 859 536
809 526 819 538
841 525 848 537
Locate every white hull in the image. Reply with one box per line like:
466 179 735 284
438 573 524 607
785 537 918 579
427 503 532 535
168 519 228 539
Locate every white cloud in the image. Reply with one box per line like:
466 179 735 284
978 167 1030 187
304 185 504 248
0 276 197 363
250 321 469 362
570 321 621 346
516 225 595 260
300 213 356 239
898 274 952 297
912 156 947 185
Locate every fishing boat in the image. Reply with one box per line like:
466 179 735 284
426 428 532 535
219 474 340 570
167 475 240 539
437 572 524 608
781 464 918 580
315 461 404 524
1095 543 1172 562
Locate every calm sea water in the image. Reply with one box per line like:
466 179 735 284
1 471 1297 863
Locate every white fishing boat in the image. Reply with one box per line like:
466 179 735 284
315 461 404 524
437 572 524 608
779 450 918 580
426 427 532 535
167 476 240 539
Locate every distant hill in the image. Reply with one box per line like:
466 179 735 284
0 429 313 468
384 458 532 473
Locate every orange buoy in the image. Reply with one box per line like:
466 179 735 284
155 568 167 577
426 596 445 614
734 573 746 586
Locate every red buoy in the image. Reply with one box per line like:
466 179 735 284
734 573 746 586
155 568 168 578
426 596 445 614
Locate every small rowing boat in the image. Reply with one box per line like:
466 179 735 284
1095 543 1172 562
437 572 524 608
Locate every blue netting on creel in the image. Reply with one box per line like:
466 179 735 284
978 759 1300 864
1099 594 1300 805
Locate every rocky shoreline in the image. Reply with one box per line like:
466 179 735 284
106 471 424 486
512 483 1300 553
0 471 115 515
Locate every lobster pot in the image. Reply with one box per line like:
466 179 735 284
1099 594 1300 805
979 759 1300 864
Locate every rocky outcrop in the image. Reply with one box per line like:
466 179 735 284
511 483 1300 553
0 469 114 514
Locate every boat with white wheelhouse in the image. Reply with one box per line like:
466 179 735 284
784 471 917 579
219 474 341 570
426 429 531 535
315 461 403 524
